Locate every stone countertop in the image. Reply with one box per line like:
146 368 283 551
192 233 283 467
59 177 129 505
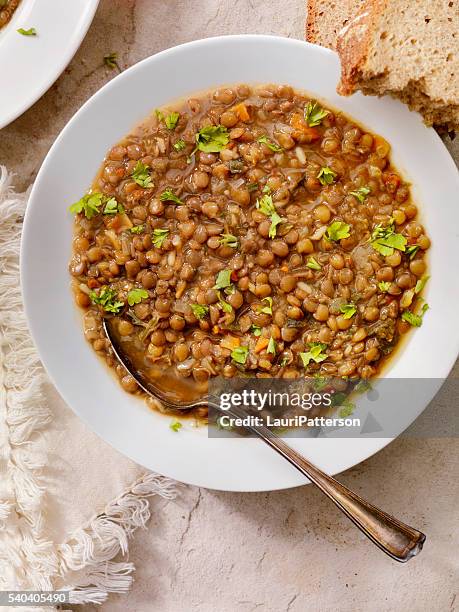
1 1 458 611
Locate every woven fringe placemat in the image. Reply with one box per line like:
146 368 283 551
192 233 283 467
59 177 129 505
0 166 179 608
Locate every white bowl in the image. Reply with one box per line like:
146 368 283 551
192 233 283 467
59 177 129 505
0 0 99 129
21 35 459 491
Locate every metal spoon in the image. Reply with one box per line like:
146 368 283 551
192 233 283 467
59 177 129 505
103 319 426 562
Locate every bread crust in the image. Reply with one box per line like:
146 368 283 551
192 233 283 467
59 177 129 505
336 0 387 95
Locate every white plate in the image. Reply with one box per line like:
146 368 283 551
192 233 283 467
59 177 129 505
0 0 99 129
21 36 459 491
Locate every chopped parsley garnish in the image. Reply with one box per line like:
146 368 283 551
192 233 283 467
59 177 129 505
406 245 420 259
220 233 238 248
191 304 209 319
349 186 371 203
312 375 328 392
160 188 183 205
173 139 186 151
402 303 429 327
69 192 104 219
251 324 262 337
317 166 337 186
170 419 182 432
155 110 180 130
330 391 348 407
247 182 258 192
415 275 429 294
256 194 284 239
378 281 391 292
165 112 180 130
214 269 233 290
131 161 153 188
217 416 232 430
17 27 37 36
268 211 283 238
262 185 272 194
231 346 249 365
326 221 351 242
90 286 124 314
258 135 283 152
332 392 357 417
127 288 149 306
340 303 357 319
354 379 372 394
130 225 145 234
300 342 328 367
306 257 321 270
103 197 124 214
304 101 329 127
103 52 120 70
339 400 355 418
194 125 229 153
260 296 273 316
217 292 233 313
267 337 277 355
152 228 169 248
370 220 407 256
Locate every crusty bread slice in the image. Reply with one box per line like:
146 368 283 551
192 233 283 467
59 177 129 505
336 0 459 131
306 0 365 50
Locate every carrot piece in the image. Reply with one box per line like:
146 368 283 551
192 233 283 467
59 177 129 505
290 113 304 130
303 126 321 141
254 337 269 354
289 113 321 140
220 336 241 351
106 215 122 231
212 325 220 335
87 279 100 289
280 265 289 272
231 102 250 122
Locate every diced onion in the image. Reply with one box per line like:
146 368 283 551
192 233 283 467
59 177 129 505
232 177 245 189
176 357 196 372
310 226 328 241
297 281 312 294
157 137 166 154
295 146 306 165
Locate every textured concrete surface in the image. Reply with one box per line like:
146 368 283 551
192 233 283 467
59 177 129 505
1 1 458 611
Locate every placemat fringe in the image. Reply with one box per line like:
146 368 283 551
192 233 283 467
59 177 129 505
0 166 179 606
0 166 56 591
60 473 179 604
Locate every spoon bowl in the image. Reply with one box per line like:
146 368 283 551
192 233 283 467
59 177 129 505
103 318 212 412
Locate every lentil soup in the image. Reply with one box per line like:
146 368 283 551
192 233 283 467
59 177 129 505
69 83 430 413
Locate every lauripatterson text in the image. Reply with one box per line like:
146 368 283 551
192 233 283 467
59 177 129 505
218 414 361 428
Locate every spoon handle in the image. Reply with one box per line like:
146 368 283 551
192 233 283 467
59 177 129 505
258 431 425 562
